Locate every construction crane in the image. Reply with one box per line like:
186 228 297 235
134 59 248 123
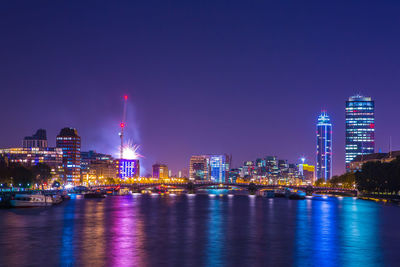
120 95 128 160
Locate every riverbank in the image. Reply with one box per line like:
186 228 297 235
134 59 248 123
358 193 400 204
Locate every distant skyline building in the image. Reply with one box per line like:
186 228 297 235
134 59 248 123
298 163 315 184
189 155 210 181
209 155 230 183
152 163 169 179
56 128 81 184
81 150 116 185
23 129 47 148
345 95 375 171
189 154 230 182
316 112 332 180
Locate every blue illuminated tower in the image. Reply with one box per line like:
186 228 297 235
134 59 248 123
209 155 229 183
345 95 375 171
316 112 332 180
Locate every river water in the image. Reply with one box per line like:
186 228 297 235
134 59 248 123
0 194 399 267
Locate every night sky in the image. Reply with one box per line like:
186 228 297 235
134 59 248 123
1 1 400 175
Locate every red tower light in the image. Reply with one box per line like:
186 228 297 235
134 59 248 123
124 95 128 100
120 122 125 128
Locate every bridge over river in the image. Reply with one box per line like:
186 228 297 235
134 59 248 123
94 182 358 196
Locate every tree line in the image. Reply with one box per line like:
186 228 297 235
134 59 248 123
0 156 52 187
314 156 400 194
355 157 400 193
315 172 356 189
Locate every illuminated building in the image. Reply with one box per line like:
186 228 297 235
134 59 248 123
152 163 169 179
189 154 230 182
209 155 230 183
238 156 301 184
0 147 63 179
278 159 288 176
189 155 210 181
228 169 240 183
345 95 375 171
241 161 255 179
117 159 140 179
298 164 315 183
56 128 81 184
81 151 116 184
266 156 279 181
316 112 332 180
23 129 48 148
255 158 266 167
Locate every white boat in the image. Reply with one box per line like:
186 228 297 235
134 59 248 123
10 194 53 207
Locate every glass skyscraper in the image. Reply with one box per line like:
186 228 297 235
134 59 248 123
345 95 375 171
189 154 230 182
210 155 229 183
316 112 332 180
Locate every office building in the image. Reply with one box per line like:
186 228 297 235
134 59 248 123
189 154 230 182
189 155 210 181
152 163 169 179
0 147 63 179
117 159 140 179
298 164 315 184
56 128 81 184
209 155 230 183
23 129 47 148
81 151 116 184
345 95 375 171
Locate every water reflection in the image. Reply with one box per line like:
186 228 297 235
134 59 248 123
0 195 397 266
339 198 383 266
61 198 76 266
110 196 145 266
312 198 339 266
206 197 225 266
295 197 384 267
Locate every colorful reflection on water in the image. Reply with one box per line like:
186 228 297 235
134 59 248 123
0 195 399 266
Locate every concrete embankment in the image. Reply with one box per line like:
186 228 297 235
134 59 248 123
358 193 400 204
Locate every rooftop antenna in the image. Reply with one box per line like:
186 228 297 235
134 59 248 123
389 136 392 158
120 95 128 160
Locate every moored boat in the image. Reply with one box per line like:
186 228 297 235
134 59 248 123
10 194 53 208
51 194 63 204
84 191 106 199
274 189 286 198
285 188 306 200
259 190 275 198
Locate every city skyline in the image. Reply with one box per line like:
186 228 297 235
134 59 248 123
0 94 394 176
2 2 400 266
1 1 400 176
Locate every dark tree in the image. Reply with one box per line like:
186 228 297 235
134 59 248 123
11 165 34 186
31 163 52 185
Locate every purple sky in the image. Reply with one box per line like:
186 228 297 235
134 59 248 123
1 1 400 175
